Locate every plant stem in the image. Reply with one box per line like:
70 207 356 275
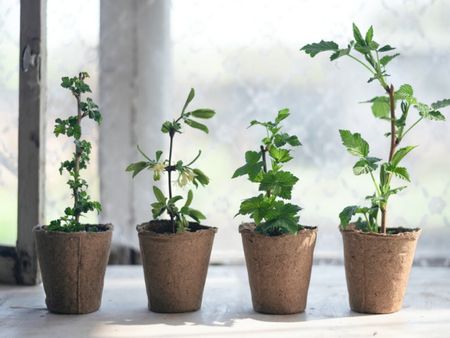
74 94 81 225
260 145 268 173
168 131 175 232
400 117 423 141
369 171 381 196
381 84 397 234
348 55 376 75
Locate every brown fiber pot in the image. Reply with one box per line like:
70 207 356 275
137 220 217 313
33 224 113 314
341 226 421 314
239 223 317 314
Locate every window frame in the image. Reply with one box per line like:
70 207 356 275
0 0 46 285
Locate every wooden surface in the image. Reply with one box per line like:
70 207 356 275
1 265 449 337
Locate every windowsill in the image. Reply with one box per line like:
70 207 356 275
1 265 449 337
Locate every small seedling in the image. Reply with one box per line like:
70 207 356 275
232 109 303 236
127 89 215 233
301 24 450 233
48 72 102 232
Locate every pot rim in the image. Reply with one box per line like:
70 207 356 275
239 222 317 238
339 223 421 239
33 223 114 235
136 220 217 237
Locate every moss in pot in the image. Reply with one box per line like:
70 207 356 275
232 109 317 314
301 23 450 314
34 72 113 314
127 88 217 313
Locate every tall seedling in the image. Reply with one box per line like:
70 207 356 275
232 109 302 236
49 72 102 232
301 24 450 233
127 89 215 233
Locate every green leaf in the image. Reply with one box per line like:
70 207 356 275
238 195 271 224
182 88 195 114
330 48 350 61
386 165 410 182
187 208 206 222
352 23 366 46
380 53 400 67
161 121 172 133
190 109 216 119
232 151 263 180
391 146 416 167
378 45 395 53
192 168 209 186
300 40 339 57
339 205 358 227
153 186 166 203
365 26 373 44
184 190 193 207
275 108 290 124
168 195 183 205
339 130 369 157
185 119 209 133
126 161 149 178
353 157 381 175
155 150 163 161
371 97 390 119
431 98 450 110
259 171 299 199
395 84 413 100
268 147 292 163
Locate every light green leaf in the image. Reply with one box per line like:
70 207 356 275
395 84 413 100
153 186 166 203
371 97 390 119
353 157 381 175
386 165 410 182
268 147 292 163
259 171 298 199
339 205 358 227
190 109 216 119
182 88 195 113
365 26 373 44
185 119 209 133
391 146 416 167
339 129 369 157
184 190 193 207
275 108 290 124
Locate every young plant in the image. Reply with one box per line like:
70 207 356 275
232 109 303 236
301 24 450 234
126 89 215 233
48 72 102 232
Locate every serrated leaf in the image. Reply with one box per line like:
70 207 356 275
371 97 390 119
330 48 350 61
395 84 413 100
415 102 446 121
339 205 358 227
365 26 373 44
380 53 400 66
339 129 369 157
386 165 410 182
232 151 263 180
391 146 416 167
353 157 381 175
431 98 450 110
352 23 365 46
259 171 298 199
185 119 209 133
275 108 290 124
190 109 215 119
300 40 339 57
268 147 292 163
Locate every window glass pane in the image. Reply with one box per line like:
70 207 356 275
45 0 100 225
0 0 19 246
171 0 450 261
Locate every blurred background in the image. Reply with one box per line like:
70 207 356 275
1 0 449 264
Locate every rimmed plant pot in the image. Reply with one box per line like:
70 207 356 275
33 224 113 314
341 225 421 314
239 223 317 314
137 220 217 313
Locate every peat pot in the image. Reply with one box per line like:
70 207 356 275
34 224 113 314
239 223 317 314
137 220 217 313
341 226 421 314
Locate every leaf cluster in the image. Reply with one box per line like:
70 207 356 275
126 88 215 233
49 72 102 232
301 24 450 232
232 109 303 236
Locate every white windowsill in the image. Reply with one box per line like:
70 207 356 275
1 265 449 337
